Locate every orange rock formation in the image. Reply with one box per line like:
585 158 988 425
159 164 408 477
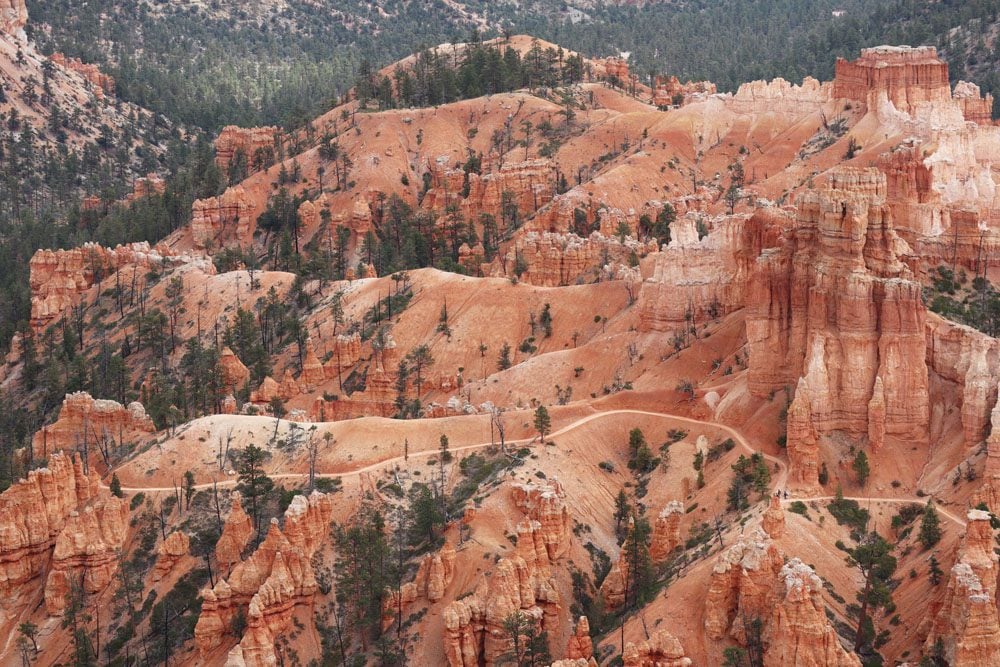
29 242 179 330
649 501 683 562
216 491 254 572
214 126 280 174
195 492 334 664
152 530 190 582
925 510 1000 666
50 53 115 97
0 0 27 37
442 494 567 667
0 453 103 596
748 168 927 488
191 186 256 249
44 494 128 614
622 630 692 666
30 391 155 461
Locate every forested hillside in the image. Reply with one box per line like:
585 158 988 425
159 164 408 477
29 0 1000 133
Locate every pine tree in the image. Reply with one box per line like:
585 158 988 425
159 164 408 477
534 405 551 443
919 501 942 549
853 450 871 487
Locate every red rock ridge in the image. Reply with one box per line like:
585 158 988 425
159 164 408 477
195 492 333 664
0 453 100 595
50 53 115 97
704 528 859 665
214 126 280 175
622 629 692 666
833 46 951 115
442 482 570 666
28 242 183 330
30 391 155 461
191 186 256 249
44 493 128 614
653 75 716 107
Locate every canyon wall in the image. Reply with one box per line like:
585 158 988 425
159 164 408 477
0 453 126 616
747 168 928 484
28 242 185 330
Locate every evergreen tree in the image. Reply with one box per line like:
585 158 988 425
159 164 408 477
534 405 551 443
919 501 942 549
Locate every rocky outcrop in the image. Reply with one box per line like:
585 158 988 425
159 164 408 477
953 81 995 125
833 46 952 116
30 392 155 461
973 388 1000 514
43 495 128 615
704 528 785 642
443 519 562 667
29 242 178 330
490 231 653 287
638 210 774 334
762 494 786 539
650 501 683 562
728 77 829 115
600 57 630 82
565 616 593 661
215 126 280 174
299 337 326 389
748 168 928 461
216 492 254 571
0 453 102 595
0 0 27 38
196 492 333 663
704 529 857 665
785 379 821 494
220 347 251 394
152 531 190 582
395 542 457 607
925 510 1000 666
765 559 861 667
622 630 692 666
50 53 115 97
511 480 571 560
653 76 716 107
192 186 256 249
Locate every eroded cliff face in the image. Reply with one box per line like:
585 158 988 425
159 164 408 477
28 242 185 330
196 492 334 666
214 126 280 174
152 530 190 582
44 494 128 614
488 231 651 287
650 501 684 562
747 168 928 486
765 559 861 667
704 528 859 666
191 186 256 249
443 481 571 667
637 210 778 334
0 453 127 617
216 491 254 571
833 46 951 115
622 629 692 666
926 511 1000 666
30 391 155 461
50 53 115 97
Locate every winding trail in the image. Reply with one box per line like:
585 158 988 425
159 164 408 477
112 407 967 527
